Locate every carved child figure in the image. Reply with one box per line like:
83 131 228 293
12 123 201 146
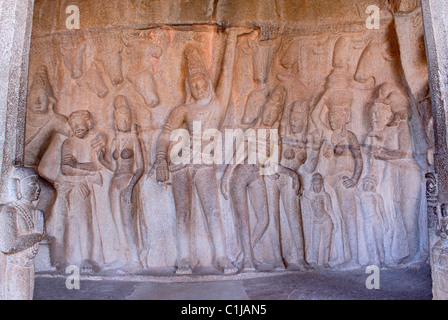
0 167 45 300
303 173 336 268
356 175 389 267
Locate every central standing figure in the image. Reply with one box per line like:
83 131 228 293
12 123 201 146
154 29 245 274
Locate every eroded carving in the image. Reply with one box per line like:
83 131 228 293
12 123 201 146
24 6 430 277
0 168 45 300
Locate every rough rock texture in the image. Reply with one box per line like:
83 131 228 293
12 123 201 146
421 0 448 300
21 0 433 280
0 0 36 300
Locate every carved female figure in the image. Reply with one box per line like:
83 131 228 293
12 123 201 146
98 96 144 271
59 110 103 271
311 94 363 268
364 102 423 264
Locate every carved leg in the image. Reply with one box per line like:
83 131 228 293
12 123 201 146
322 219 333 268
398 166 423 264
109 177 140 270
248 176 270 247
335 186 359 268
171 169 193 274
119 188 141 270
265 178 285 270
229 166 256 271
281 181 310 270
195 167 237 274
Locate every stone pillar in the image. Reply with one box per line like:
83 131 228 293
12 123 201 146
421 0 448 300
0 0 35 300
0 0 35 201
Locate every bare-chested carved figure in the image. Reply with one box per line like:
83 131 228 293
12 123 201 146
58 110 103 271
0 167 45 300
311 95 363 269
98 96 144 271
266 100 312 271
222 86 300 271
154 29 247 275
355 175 389 267
303 173 337 268
25 66 106 213
364 102 422 265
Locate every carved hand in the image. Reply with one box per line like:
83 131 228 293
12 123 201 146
91 132 107 149
221 169 231 200
123 185 133 205
33 210 45 235
267 172 280 180
62 155 78 168
97 147 106 161
342 176 357 189
227 27 253 37
155 158 169 183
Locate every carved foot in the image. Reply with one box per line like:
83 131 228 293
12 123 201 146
289 260 314 272
122 261 143 273
176 259 192 275
273 260 286 272
335 260 361 270
241 259 257 273
216 257 238 274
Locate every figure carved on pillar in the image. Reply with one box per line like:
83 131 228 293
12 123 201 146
0 167 45 300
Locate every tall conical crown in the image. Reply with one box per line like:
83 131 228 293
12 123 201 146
184 46 209 78
30 65 55 99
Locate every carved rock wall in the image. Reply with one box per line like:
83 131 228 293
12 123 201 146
25 0 430 274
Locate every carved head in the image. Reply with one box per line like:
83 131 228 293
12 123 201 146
289 100 310 134
362 175 377 192
242 89 268 125
369 102 393 130
68 110 92 139
378 82 398 101
312 173 323 193
185 46 213 104
113 96 132 133
332 36 351 69
262 86 286 127
189 72 212 103
13 167 40 202
355 29 399 85
29 66 57 115
328 105 351 131
58 33 86 79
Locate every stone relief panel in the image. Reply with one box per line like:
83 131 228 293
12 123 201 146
23 3 430 276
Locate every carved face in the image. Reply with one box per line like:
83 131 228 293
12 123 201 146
69 117 90 139
290 104 308 134
312 178 323 193
328 105 348 131
378 83 395 100
29 88 50 114
20 176 41 202
189 73 210 102
114 107 132 133
262 104 281 127
370 103 392 130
